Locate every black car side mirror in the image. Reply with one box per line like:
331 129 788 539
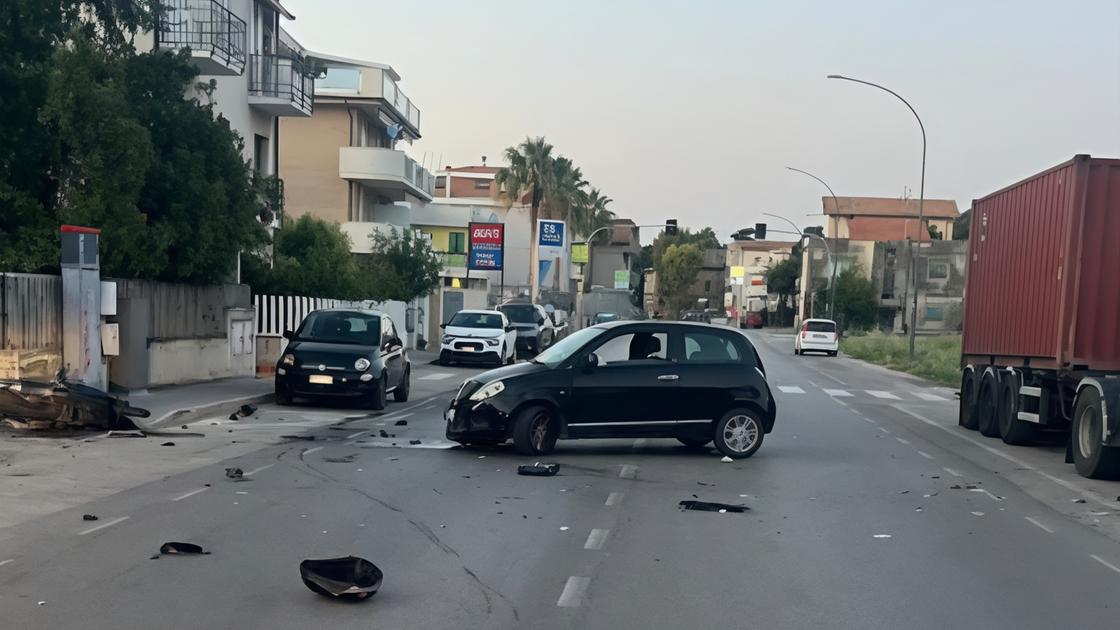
440 323 447 330
584 353 600 369
282 330 295 341
505 325 515 332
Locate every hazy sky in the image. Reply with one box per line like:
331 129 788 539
283 0 1120 244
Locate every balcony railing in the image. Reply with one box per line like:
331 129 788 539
339 147 435 201
249 54 314 116
382 73 421 129
157 0 247 76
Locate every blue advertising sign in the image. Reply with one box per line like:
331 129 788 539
537 220 565 249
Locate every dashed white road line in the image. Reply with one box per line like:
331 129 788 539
79 516 129 535
1025 516 1054 533
914 392 948 402
244 464 273 477
0 559 14 568
171 487 210 502
918 451 935 460
584 529 610 550
894 405 1117 509
824 389 852 397
878 427 891 434
895 437 911 445
557 576 591 607
778 386 806 394
419 372 455 381
862 417 876 424
943 467 965 478
867 390 901 400
619 464 638 479
394 412 414 421
303 446 324 455
346 430 368 440
605 492 624 507
969 488 1004 501
1090 554 1120 575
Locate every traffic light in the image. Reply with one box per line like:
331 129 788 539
731 227 756 240
804 225 825 237
754 223 767 240
665 219 678 236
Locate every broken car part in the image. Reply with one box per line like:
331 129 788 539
159 542 210 555
678 500 749 513
517 463 560 476
0 369 149 431
299 556 383 601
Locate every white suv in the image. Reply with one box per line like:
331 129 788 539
440 310 518 366
794 319 840 356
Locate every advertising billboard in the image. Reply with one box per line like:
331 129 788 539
468 222 504 270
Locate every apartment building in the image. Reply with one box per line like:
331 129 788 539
725 239 793 324
148 0 313 181
278 52 432 252
823 196 960 241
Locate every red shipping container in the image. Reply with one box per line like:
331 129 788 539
962 155 1120 371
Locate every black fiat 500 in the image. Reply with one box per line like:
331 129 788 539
446 321 775 459
275 309 410 410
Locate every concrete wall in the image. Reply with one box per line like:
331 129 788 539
278 105 351 223
147 308 254 386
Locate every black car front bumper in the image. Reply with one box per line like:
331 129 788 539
276 369 377 399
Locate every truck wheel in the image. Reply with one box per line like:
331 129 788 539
1072 387 1120 480
998 372 1036 445
977 371 1001 437
959 369 979 430
512 405 558 455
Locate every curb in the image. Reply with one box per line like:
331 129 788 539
138 392 276 430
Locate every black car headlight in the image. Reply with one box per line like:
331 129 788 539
469 381 505 402
354 358 371 371
281 353 296 367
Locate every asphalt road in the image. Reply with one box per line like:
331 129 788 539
2 332 1120 629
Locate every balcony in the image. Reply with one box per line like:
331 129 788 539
157 0 247 76
311 61 422 137
380 73 421 132
248 54 313 117
339 147 434 203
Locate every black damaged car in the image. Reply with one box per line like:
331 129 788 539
446 321 776 459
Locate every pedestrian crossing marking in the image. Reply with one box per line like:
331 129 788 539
914 392 947 401
778 386 806 394
419 372 455 381
867 390 902 400
823 389 852 397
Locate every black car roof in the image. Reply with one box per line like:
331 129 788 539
595 320 725 331
308 308 386 317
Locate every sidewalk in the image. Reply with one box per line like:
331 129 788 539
128 377 274 430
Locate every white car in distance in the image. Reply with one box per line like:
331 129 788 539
440 310 518 366
794 318 840 356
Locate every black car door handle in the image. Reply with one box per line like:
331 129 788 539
657 374 679 381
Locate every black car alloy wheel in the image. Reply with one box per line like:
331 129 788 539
513 405 557 455
714 409 764 459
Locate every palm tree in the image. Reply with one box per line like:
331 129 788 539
544 156 586 223
496 137 556 299
573 188 614 241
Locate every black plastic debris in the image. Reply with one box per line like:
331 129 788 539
1073 498 1087 504
225 467 244 480
300 556 383 601
181 425 189 430
394 420 408 426
518 463 560 476
696 481 714 487
679 500 749 513
159 542 210 555
409 439 422 445
238 404 257 417
107 430 146 438
899 490 910 494
950 484 963 489
379 430 389 438
161 442 175 447
281 435 316 441
229 413 239 421
82 514 98 521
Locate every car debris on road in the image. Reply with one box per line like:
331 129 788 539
158 542 210 555
679 500 749 513
300 556 383 601
518 463 560 476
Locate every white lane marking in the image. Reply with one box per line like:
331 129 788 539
304 446 323 455
914 392 948 401
419 372 455 381
79 516 129 536
873 534 892 539
878 427 890 434
632 438 647 449
171 487 210 502
867 390 901 400
943 467 964 477
557 576 591 607
1090 555 1120 575
584 529 609 550
969 488 1004 501
862 417 876 424
893 405 1117 509
346 431 368 440
1025 516 1054 533
823 389 852 397
244 464 273 477
619 464 638 479
918 451 935 460
605 492 624 507
394 412 414 420
0 559 14 568
895 437 911 445
778 386 805 394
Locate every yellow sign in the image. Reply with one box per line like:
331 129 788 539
571 242 589 264
730 266 746 278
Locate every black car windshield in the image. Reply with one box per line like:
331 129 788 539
296 311 380 346
500 304 538 324
449 312 503 329
534 327 605 367
805 321 837 333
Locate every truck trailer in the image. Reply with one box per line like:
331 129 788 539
959 155 1120 479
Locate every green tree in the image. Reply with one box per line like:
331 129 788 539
363 229 443 302
572 188 615 241
243 215 367 299
766 255 801 326
815 267 879 330
953 209 971 240
650 227 721 270
658 243 703 318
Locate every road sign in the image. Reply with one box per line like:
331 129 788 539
571 242 589 265
538 220 565 249
468 222 504 270
730 265 745 278
614 270 630 289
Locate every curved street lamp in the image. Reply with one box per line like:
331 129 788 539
827 74 927 359
786 167 841 319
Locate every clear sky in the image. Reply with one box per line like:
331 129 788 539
282 0 1120 244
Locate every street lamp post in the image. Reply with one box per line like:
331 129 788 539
786 167 841 319
762 213 834 324
827 74 926 359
